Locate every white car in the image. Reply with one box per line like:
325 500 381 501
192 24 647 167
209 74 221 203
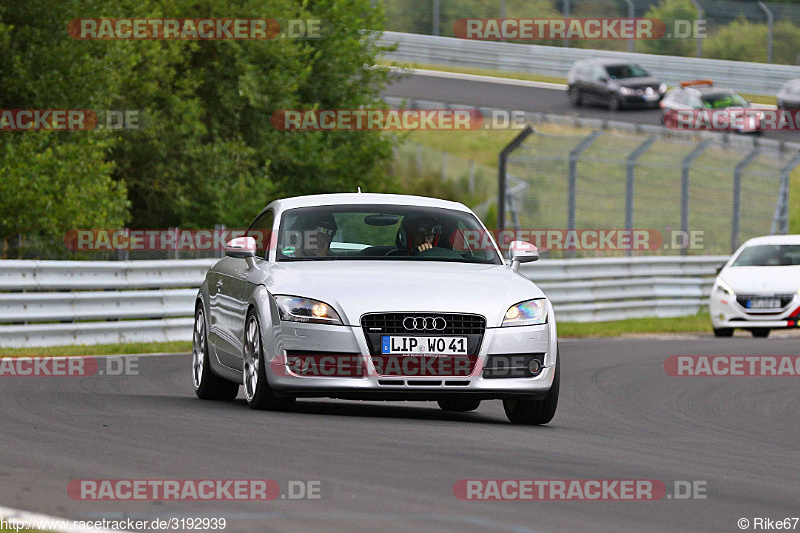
193 193 560 425
710 235 800 337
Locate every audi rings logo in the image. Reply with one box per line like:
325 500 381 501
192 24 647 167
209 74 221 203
403 316 447 331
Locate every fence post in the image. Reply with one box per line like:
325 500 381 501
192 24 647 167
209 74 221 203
468 160 476 193
498 126 534 230
731 148 760 253
432 0 440 36
625 135 657 256
758 1 773 64
215 224 225 258
690 0 704 58
772 151 800 234
567 131 602 257
562 0 570 48
621 0 635 53
681 140 710 255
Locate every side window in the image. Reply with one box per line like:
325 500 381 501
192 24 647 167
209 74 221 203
593 66 607 81
247 210 274 257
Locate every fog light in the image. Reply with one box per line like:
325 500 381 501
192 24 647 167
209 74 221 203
528 359 542 376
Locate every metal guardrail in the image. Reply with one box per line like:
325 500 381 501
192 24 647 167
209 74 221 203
0 256 725 347
380 31 800 96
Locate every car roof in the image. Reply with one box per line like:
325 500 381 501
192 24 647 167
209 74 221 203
573 58 637 67
268 193 471 213
739 234 800 247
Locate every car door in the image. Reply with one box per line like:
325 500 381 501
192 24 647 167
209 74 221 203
209 210 275 370
586 65 609 103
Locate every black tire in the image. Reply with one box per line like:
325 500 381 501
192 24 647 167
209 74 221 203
751 328 771 338
713 328 734 338
193 305 239 401
567 86 582 106
608 93 622 111
437 398 481 413
243 309 295 411
503 353 559 425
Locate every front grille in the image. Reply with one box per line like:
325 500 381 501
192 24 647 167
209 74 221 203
736 294 795 311
361 312 486 335
361 313 486 375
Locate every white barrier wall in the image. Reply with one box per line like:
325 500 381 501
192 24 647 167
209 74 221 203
0 256 726 347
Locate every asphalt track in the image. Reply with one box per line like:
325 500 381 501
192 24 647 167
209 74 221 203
1 336 798 532
383 71 800 144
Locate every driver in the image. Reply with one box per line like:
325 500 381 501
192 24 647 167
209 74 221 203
399 215 441 255
290 212 337 257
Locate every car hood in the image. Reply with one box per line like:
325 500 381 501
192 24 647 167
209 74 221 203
720 266 800 294
615 76 660 89
266 261 544 327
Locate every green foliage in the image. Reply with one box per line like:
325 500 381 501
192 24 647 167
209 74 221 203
0 134 128 239
636 0 698 57
1 0 395 241
704 18 800 65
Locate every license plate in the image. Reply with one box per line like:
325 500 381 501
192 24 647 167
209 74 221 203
381 336 467 355
748 299 781 309
643 93 659 101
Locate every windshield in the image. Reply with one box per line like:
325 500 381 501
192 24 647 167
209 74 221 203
605 64 650 79
783 83 800 95
276 204 502 264
732 244 800 266
702 90 748 109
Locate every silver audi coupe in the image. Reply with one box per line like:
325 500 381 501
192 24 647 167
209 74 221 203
192 193 559 424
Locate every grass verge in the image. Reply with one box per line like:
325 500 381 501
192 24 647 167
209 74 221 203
558 311 711 338
382 60 777 106
0 341 191 357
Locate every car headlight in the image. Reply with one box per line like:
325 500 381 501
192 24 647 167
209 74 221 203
274 295 343 325
619 87 634 95
659 83 667 93
502 299 547 327
715 279 734 296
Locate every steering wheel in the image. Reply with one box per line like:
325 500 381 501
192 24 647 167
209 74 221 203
413 246 462 259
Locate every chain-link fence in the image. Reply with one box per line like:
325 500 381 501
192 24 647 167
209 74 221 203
380 0 800 64
502 126 799 257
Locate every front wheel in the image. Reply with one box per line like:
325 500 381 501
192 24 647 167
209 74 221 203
751 328 770 338
193 306 239 401
567 86 582 106
503 354 559 425
608 93 622 111
243 310 295 411
713 328 734 338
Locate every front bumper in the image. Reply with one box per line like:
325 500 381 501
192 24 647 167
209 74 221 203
266 319 557 400
710 291 800 329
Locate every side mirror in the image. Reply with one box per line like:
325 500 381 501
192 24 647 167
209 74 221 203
508 240 539 272
225 236 257 268
599 76 609 83
714 262 726 275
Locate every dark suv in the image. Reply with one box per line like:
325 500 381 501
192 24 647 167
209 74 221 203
567 58 666 110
